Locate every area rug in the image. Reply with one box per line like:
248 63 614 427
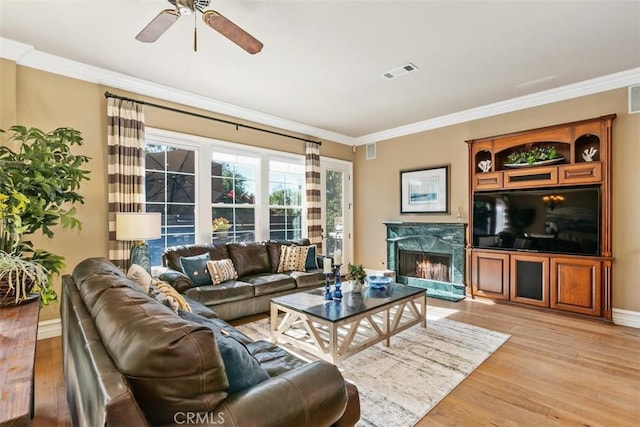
237 314 510 427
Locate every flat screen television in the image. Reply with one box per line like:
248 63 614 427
473 186 601 256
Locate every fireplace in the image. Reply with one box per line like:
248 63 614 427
385 222 467 300
399 250 451 282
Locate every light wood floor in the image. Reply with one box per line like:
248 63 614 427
30 297 640 427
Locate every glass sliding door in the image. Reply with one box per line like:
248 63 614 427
321 158 353 270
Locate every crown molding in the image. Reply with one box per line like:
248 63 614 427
0 37 356 146
2 37 638 147
356 67 640 145
0 37 34 61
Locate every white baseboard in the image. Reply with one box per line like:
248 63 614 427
612 308 640 329
38 318 62 340
35 306 640 340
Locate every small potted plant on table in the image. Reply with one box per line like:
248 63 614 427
346 263 366 293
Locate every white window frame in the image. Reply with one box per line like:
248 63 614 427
145 127 307 247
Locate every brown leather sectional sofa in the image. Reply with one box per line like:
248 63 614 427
160 238 326 320
62 257 360 426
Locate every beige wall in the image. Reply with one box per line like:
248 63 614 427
354 88 640 313
2 60 639 319
1 64 351 321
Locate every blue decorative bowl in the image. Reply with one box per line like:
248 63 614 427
366 275 393 289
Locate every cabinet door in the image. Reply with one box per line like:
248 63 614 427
551 257 601 316
559 163 602 185
472 251 509 300
503 166 558 189
474 172 503 191
510 254 549 307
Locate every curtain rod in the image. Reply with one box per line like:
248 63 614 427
104 91 321 146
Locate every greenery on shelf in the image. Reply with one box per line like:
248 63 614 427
506 145 560 165
0 125 90 305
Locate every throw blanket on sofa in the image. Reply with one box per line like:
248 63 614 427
152 280 192 312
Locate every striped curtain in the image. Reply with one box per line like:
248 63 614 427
107 97 146 269
305 142 322 252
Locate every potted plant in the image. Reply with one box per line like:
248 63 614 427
0 251 49 307
505 144 561 166
212 216 231 237
346 263 366 293
0 125 90 305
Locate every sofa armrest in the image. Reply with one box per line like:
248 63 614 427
158 270 193 293
216 360 348 427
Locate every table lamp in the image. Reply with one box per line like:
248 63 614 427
116 212 162 273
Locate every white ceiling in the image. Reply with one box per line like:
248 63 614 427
1 0 639 145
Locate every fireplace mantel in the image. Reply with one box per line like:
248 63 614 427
384 222 467 299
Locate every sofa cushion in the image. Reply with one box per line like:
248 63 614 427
227 242 271 277
246 340 307 377
180 252 212 286
184 280 255 306
305 244 319 270
277 245 310 273
244 273 296 296
183 296 219 318
216 336 270 394
289 270 326 289
265 239 311 273
74 259 230 425
176 310 269 393
206 258 238 285
163 244 229 272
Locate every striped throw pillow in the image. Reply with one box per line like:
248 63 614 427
206 259 238 285
277 245 310 273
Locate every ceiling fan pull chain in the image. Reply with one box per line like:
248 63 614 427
193 11 197 52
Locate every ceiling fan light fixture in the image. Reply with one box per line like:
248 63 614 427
174 0 194 15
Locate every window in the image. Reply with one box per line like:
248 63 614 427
211 152 258 243
269 160 304 240
143 128 309 266
145 144 197 266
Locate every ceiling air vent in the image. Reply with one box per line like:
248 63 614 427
366 143 376 160
382 63 419 80
629 84 640 114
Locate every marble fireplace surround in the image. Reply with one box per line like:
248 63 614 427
384 222 467 293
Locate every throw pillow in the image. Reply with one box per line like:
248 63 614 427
126 263 153 293
177 310 270 394
277 245 309 273
304 244 318 270
206 259 238 285
180 253 212 287
216 335 270 394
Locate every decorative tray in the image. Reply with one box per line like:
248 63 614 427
503 157 564 168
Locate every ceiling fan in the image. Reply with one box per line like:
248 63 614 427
135 0 263 54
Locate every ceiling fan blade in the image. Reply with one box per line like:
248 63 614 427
135 9 181 43
202 10 263 54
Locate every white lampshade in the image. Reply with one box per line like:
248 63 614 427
116 212 162 241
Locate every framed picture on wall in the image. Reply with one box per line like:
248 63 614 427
400 165 449 214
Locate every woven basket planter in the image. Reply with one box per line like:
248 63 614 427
0 271 36 307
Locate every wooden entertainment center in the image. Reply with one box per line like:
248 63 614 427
466 115 615 320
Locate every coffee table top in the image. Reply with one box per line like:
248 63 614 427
271 283 425 322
